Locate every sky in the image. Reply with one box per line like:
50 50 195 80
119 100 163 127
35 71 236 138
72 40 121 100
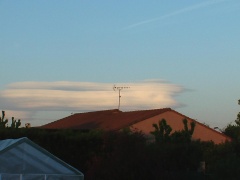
0 0 240 129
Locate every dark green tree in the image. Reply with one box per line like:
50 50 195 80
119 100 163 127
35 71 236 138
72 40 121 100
235 99 240 126
10 117 21 129
171 119 196 143
224 99 240 140
150 119 172 143
183 119 196 136
0 111 8 128
224 124 239 140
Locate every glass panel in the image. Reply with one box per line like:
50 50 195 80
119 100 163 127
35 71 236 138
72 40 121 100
0 174 84 180
0 174 20 180
23 174 45 180
47 174 84 180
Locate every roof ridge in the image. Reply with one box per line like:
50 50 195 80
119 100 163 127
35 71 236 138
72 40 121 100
122 108 172 113
74 109 121 115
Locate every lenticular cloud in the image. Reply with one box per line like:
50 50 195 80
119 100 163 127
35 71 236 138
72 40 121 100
0 80 183 112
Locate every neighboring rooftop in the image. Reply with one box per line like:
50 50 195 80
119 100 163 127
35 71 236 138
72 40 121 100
40 108 232 144
41 108 172 131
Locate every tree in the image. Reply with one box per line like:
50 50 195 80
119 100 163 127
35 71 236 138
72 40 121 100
235 99 240 126
171 119 196 143
150 119 172 143
0 111 21 129
11 117 21 129
150 118 196 143
183 119 196 136
0 111 8 128
224 99 240 140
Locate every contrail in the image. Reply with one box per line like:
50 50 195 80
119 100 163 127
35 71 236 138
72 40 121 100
122 0 227 31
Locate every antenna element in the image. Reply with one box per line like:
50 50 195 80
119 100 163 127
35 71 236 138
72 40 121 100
113 85 130 110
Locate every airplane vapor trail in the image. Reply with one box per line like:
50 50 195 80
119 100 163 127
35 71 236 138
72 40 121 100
122 0 226 30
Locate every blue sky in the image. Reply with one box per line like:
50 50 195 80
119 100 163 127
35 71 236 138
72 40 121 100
0 0 240 128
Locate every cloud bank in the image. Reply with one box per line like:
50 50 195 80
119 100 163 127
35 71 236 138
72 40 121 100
0 80 184 125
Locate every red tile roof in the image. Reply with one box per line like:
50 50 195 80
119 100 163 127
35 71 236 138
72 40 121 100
41 108 172 131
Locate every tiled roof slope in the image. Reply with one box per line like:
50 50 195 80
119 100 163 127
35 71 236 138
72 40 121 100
41 108 172 131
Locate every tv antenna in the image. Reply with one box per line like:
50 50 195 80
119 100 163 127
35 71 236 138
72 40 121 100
113 85 130 110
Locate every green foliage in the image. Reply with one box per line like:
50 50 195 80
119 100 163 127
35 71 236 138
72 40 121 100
87 131 206 180
204 142 240 180
171 119 196 143
234 99 240 126
0 111 21 129
224 99 240 141
150 119 172 143
151 118 196 143
87 131 147 180
120 127 132 134
0 111 8 128
11 117 21 129
224 124 240 141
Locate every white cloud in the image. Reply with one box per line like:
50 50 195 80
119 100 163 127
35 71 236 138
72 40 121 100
0 80 184 126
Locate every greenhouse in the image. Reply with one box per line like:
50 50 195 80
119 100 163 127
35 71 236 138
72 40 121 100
0 137 84 180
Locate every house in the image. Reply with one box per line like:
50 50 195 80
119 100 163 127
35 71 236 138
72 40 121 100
0 137 84 180
41 108 231 144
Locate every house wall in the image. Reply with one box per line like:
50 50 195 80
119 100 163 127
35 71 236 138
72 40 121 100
130 111 231 144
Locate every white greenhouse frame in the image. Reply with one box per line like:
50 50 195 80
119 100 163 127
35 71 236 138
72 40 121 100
0 137 84 180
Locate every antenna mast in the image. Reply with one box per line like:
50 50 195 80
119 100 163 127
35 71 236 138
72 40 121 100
113 85 130 110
